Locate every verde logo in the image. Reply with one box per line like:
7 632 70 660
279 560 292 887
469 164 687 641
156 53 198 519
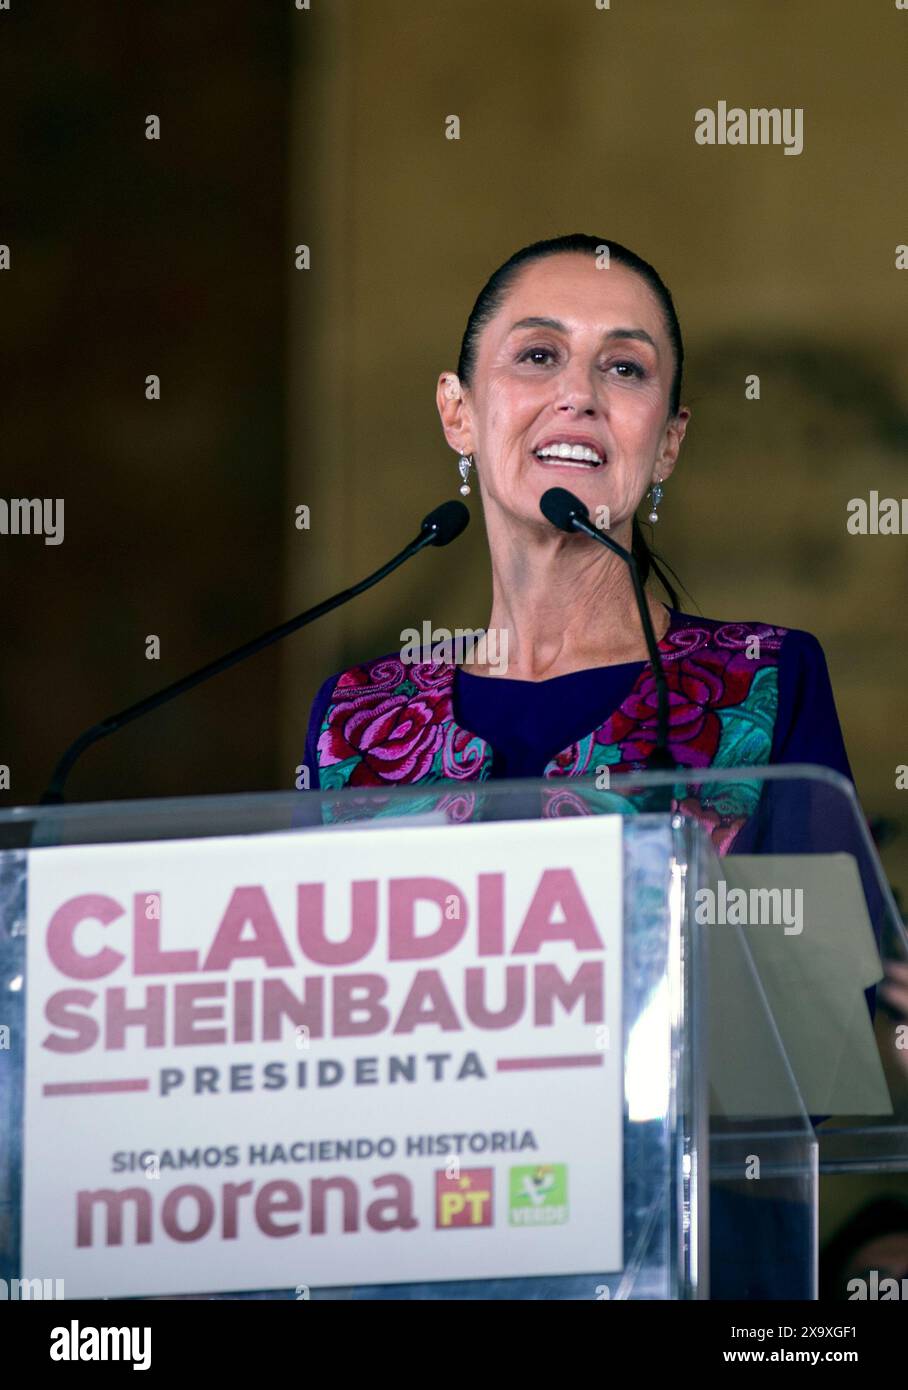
509 1164 568 1226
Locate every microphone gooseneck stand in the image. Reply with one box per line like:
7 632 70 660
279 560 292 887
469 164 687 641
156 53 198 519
539 486 676 811
40 499 471 808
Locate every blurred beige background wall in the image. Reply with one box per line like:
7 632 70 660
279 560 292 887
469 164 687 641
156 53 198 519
287 0 908 901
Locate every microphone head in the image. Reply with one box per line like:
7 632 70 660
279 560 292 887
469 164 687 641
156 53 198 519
421 499 471 547
539 487 590 533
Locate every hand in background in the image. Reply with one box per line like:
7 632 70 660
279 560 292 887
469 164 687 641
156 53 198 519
880 958 908 1077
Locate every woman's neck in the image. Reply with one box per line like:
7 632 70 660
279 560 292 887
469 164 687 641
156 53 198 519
470 525 671 681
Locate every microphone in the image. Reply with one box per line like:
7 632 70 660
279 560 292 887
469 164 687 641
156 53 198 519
41 499 471 804
540 487 674 771
417 498 470 547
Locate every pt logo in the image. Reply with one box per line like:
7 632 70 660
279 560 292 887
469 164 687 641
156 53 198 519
435 1168 493 1229
509 1164 569 1226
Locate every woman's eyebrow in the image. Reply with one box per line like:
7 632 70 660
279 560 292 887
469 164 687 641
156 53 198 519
508 316 657 349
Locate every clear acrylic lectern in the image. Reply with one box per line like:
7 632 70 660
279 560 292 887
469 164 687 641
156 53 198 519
1 766 904 1300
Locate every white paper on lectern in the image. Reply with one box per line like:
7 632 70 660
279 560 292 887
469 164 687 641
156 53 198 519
707 852 890 1117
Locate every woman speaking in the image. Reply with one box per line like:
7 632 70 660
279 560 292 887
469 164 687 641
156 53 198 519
304 233 853 852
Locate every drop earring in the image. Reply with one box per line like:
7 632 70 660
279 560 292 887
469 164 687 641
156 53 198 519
458 453 474 497
647 478 664 524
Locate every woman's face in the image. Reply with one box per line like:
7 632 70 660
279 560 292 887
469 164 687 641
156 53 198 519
438 253 689 538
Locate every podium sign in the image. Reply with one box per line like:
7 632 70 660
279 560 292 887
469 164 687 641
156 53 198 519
20 818 624 1298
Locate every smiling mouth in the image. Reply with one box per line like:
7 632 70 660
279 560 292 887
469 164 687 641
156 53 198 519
533 442 605 468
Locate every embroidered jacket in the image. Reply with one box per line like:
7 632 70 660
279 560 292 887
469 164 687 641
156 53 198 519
311 614 798 852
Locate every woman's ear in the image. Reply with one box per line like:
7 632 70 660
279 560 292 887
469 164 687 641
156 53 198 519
436 372 474 453
655 405 690 482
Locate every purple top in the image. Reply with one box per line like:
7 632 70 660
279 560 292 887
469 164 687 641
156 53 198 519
302 608 884 1001
303 609 854 786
